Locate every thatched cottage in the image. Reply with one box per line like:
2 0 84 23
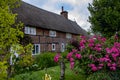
13 1 88 55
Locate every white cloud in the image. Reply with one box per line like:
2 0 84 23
22 0 93 31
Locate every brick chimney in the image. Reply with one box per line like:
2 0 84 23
60 6 68 19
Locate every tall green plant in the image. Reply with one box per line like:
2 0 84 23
0 0 33 79
35 52 58 70
88 0 120 37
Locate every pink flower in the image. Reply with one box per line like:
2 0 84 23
112 54 118 61
104 57 111 62
79 39 86 49
107 63 111 67
106 48 111 53
80 36 86 39
105 54 109 58
101 37 106 42
67 52 73 59
72 49 77 53
54 54 60 62
97 66 102 70
89 54 93 59
112 63 117 67
96 44 102 47
88 43 94 47
88 39 95 43
95 47 102 52
110 66 116 71
114 42 120 48
80 42 85 47
75 53 82 59
88 64 95 67
99 63 104 67
111 47 119 53
70 62 74 69
91 66 97 71
99 58 105 62
94 44 102 52
70 58 74 62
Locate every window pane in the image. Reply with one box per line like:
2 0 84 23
25 27 28 34
61 43 65 52
66 33 72 39
36 45 39 53
32 44 40 55
52 44 55 51
49 30 56 37
25 26 36 35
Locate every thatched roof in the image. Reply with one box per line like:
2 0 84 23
13 1 88 35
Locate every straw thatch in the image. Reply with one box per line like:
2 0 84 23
13 1 89 36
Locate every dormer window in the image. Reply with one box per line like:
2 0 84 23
66 33 72 39
24 26 36 35
49 30 56 37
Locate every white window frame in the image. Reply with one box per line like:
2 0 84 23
61 43 65 52
24 26 36 35
32 44 40 55
52 43 56 51
49 30 56 37
66 33 72 39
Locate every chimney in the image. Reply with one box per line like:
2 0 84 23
60 6 68 19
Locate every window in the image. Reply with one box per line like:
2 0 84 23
32 44 40 55
24 26 36 35
49 30 56 37
52 44 56 51
61 43 65 52
66 33 72 39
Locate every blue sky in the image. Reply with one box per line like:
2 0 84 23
22 0 93 31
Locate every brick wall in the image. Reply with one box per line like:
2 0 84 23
30 27 79 52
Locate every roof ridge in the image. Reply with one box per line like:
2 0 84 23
22 1 71 20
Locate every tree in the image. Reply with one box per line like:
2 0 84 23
0 0 33 79
88 0 120 37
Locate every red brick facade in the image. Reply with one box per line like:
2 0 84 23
30 27 79 52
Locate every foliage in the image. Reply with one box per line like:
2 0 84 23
20 34 33 46
66 39 79 52
88 0 120 37
87 70 120 80
13 44 34 74
0 61 7 80
0 0 24 79
14 63 85 80
65 35 120 79
87 70 111 80
34 52 58 70
0 0 34 79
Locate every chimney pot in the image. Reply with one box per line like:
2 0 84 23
60 6 68 19
62 6 64 12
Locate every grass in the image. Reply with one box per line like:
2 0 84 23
14 63 86 80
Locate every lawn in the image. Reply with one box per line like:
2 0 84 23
14 63 86 80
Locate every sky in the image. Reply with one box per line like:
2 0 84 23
22 0 93 31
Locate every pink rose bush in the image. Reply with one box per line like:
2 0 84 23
66 35 120 75
54 53 61 63
54 35 120 80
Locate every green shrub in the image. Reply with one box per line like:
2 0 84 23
87 70 120 80
61 51 68 58
87 70 111 80
34 52 58 70
14 54 34 74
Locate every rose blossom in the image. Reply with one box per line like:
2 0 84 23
75 53 82 59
